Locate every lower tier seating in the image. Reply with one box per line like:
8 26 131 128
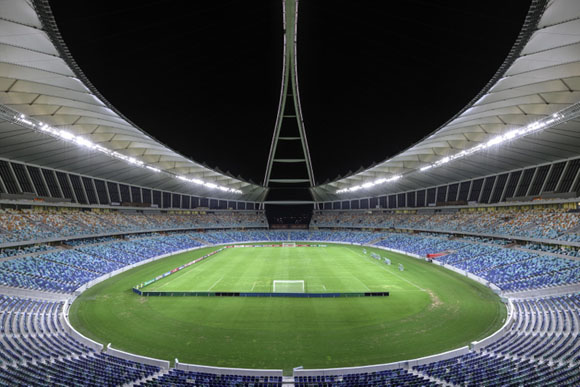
140 369 283 387
294 369 435 387
0 295 161 386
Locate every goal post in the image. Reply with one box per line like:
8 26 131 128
282 242 297 247
273 280 305 293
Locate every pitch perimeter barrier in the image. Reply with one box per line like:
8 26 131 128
107 343 170 370
224 244 327 248
134 291 389 298
134 247 225 290
176 360 282 378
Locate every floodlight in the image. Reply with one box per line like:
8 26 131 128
486 137 503 147
58 130 75 140
504 130 518 140
75 137 95 148
146 166 161 173
7 107 246 196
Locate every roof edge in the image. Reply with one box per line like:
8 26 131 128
31 0 262 192
316 0 549 189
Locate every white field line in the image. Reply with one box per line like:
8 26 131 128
378 265 426 292
152 262 210 291
354 275 371 291
207 275 225 291
322 284 326 291
154 281 171 290
146 249 228 291
251 281 257 291
154 274 187 291
349 248 427 292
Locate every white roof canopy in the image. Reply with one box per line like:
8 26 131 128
0 0 267 201
313 0 580 201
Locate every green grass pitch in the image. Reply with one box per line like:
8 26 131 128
70 244 506 371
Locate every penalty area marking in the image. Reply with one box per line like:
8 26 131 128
153 275 186 291
207 275 225 291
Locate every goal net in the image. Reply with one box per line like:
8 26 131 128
282 242 297 247
273 280 305 293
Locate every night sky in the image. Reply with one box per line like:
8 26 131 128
49 0 531 186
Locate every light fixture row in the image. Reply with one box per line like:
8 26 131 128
335 112 567 194
15 113 243 194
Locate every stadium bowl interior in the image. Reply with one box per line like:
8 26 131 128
0 0 579 385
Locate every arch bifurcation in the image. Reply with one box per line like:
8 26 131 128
263 0 315 195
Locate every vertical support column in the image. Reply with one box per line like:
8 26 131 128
263 0 315 192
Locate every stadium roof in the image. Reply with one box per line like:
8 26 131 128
312 0 580 202
0 0 267 201
2 1 580 204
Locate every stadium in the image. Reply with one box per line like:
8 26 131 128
0 0 579 386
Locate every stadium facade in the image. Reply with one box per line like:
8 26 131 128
0 0 579 385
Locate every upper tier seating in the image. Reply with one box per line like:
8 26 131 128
311 208 580 243
0 209 267 245
3 207 580 247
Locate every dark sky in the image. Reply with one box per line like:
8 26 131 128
49 0 531 186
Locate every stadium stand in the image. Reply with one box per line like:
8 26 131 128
310 208 580 243
2 214 578 384
2 216 580 295
414 352 578 386
1 205 580 385
140 369 283 387
0 295 162 385
294 369 436 387
373 233 580 292
0 0 579 381
0 209 267 245
413 294 580 386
